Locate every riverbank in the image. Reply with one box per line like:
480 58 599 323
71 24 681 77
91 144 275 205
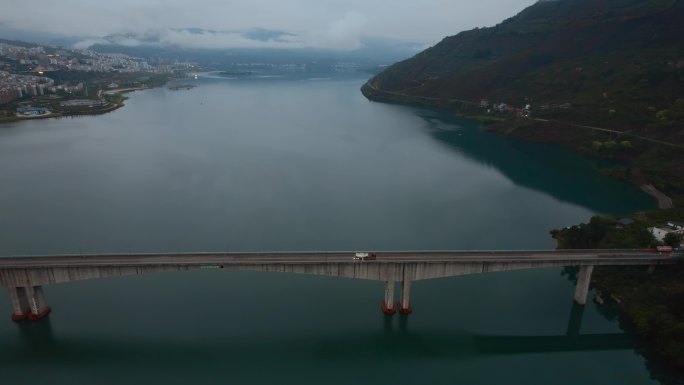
1 73 173 126
361 82 683 208
0 100 124 124
102 86 147 95
168 84 197 91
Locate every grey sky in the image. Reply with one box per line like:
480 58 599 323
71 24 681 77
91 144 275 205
1 0 535 49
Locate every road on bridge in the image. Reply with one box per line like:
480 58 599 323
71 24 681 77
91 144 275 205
0 249 673 268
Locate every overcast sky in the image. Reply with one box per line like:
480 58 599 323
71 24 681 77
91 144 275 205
1 0 536 49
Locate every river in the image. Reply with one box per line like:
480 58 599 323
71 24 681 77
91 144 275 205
0 73 679 384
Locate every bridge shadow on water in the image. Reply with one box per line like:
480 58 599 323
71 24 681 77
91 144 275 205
3 302 636 360
16 317 55 346
375 302 633 357
3 300 682 385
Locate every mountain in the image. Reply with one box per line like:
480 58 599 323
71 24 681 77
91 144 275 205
87 34 422 68
66 28 421 68
0 26 423 69
363 0 684 139
0 38 39 48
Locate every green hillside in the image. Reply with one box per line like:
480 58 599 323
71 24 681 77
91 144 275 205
364 0 684 140
363 0 684 200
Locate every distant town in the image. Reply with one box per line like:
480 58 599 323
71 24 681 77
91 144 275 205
0 40 196 120
0 41 186 91
0 39 385 121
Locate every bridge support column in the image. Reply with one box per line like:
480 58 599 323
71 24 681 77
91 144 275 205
8 287 31 321
574 265 594 305
381 281 396 315
26 286 51 321
398 279 412 314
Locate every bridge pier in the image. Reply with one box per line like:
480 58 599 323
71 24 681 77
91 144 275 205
398 279 412 314
8 286 50 321
25 286 51 321
381 280 396 315
8 287 31 321
574 265 594 305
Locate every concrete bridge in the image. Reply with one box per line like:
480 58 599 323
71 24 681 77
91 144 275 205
0 249 676 321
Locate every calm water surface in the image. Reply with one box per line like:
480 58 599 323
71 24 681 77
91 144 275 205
0 73 678 384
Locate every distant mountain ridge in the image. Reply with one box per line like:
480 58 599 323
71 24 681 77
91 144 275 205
363 0 684 135
87 36 422 68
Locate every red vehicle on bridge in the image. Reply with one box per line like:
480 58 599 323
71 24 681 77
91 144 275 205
657 246 673 254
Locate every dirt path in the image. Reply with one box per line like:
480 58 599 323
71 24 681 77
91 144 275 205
641 184 674 209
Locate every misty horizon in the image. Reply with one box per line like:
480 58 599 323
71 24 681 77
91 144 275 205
1 0 536 50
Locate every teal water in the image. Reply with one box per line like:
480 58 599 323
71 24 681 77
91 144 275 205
0 73 678 384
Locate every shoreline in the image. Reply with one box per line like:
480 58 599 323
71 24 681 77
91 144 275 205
640 184 674 209
103 86 147 95
1 76 171 125
1 101 125 124
361 82 678 209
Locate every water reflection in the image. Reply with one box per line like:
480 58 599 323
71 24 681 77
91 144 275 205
1 300 634 358
398 313 409 333
17 318 55 345
565 301 585 337
4 297 682 384
414 109 654 214
383 313 393 333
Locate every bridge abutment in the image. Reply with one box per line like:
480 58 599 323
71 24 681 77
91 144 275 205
574 265 594 305
381 280 396 315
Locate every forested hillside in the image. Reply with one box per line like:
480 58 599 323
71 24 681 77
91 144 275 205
363 0 684 198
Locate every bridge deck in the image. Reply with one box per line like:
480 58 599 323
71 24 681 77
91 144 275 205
0 249 677 320
0 249 675 268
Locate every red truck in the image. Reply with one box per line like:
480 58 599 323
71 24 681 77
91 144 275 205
657 246 673 253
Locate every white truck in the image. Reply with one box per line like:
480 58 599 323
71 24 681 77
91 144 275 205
353 252 376 261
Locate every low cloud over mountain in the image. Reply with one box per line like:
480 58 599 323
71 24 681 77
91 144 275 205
0 0 535 50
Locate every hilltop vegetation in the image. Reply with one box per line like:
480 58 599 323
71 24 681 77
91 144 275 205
369 0 684 127
363 0 684 199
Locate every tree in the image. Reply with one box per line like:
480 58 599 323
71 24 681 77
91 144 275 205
664 232 682 248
